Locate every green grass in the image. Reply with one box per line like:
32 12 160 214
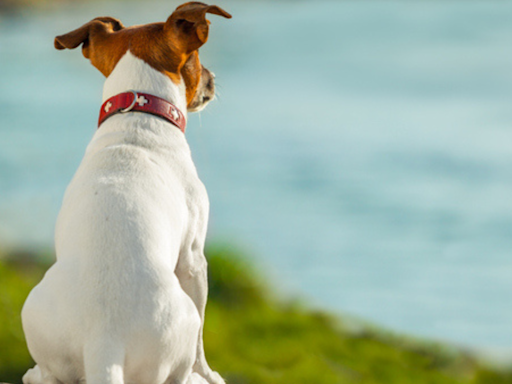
1 245 511 384
0 250 49 383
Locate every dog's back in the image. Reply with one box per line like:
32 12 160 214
23 92 206 384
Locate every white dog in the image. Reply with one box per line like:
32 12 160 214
21 3 231 384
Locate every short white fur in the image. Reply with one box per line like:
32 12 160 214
21 50 224 384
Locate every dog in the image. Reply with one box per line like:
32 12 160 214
21 3 231 384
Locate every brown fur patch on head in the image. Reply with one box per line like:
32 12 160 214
54 2 231 107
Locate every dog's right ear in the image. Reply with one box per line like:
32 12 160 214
54 17 124 53
165 2 231 54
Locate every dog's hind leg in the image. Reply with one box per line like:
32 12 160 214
84 339 125 384
23 365 62 384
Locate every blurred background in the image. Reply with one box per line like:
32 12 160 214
1 0 511 365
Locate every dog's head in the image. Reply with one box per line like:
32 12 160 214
54 2 231 112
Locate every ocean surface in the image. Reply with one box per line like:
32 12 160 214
1 0 512 355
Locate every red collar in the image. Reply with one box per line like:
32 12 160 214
98 91 186 133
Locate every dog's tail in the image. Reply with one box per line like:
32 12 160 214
84 338 125 384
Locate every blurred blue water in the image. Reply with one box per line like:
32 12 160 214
1 0 512 353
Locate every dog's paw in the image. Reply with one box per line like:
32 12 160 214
205 371 225 384
22 366 42 384
186 373 209 384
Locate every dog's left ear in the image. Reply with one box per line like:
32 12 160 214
166 2 231 53
55 17 125 52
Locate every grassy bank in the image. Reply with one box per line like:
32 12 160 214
1 246 511 384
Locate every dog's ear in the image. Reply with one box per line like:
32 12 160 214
54 17 125 52
165 2 231 53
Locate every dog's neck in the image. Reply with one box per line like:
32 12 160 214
88 50 191 158
102 51 188 121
